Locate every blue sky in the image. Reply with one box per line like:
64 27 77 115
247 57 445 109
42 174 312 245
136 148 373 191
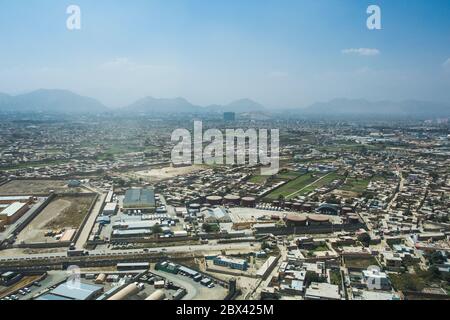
0 0 449 108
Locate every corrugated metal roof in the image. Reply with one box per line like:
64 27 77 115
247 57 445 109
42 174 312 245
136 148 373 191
123 188 155 208
50 282 103 300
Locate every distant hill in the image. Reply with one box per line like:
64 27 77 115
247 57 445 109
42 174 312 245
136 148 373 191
0 89 108 114
205 98 266 113
122 96 202 114
122 97 265 114
304 98 450 116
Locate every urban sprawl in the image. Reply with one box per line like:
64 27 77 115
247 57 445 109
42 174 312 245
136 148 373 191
0 113 449 301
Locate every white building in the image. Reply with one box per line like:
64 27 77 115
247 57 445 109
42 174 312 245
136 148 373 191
362 268 391 291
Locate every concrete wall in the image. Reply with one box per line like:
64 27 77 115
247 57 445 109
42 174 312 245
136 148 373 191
254 222 366 236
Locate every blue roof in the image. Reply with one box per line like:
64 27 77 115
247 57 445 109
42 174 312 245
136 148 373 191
35 293 73 301
50 282 103 300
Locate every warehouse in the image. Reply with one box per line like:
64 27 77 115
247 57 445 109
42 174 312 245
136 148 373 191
112 228 152 238
113 220 158 230
48 282 103 300
0 202 29 224
0 196 32 205
178 266 200 278
202 207 231 223
102 202 118 216
123 188 156 212
213 256 248 271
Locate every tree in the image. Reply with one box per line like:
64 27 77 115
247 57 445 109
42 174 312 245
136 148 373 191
357 233 371 247
305 271 326 285
152 225 163 234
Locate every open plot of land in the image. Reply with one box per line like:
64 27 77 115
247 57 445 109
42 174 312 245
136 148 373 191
344 256 379 270
265 173 320 200
296 172 344 197
248 175 269 185
16 194 95 244
0 180 71 195
135 165 206 181
339 177 370 194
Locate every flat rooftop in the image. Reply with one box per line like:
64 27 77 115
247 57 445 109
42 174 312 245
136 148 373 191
123 188 156 209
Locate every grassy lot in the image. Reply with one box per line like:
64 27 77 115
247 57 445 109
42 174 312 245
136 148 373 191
297 172 344 196
389 273 425 293
345 256 379 270
264 173 319 200
312 243 329 252
340 177 370 193
248 175 269 185
276 171 303 180
329 269 343 289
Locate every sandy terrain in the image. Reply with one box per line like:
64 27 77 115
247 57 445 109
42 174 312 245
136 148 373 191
0 180 69 195
134 165 206 181
16 195 95 244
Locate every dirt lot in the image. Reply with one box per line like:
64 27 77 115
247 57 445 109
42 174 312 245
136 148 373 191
134 165 206 182
0 180 71 195
16 194 95 244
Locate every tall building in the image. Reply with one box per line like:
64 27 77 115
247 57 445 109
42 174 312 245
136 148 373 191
224 112 236 121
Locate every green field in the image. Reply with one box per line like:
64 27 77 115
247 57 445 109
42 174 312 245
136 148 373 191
248 175 270 185
345 256 379 270
297 172 344 196
264 173 320 200
340 177 370 193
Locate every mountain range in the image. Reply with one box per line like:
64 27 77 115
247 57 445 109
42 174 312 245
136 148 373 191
0 89 109 114
0 89 449 116
0 90 265 114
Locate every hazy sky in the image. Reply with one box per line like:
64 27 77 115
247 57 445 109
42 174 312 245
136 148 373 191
0 0 449 108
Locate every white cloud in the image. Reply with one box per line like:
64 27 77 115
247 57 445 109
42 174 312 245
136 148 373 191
341 48 380 56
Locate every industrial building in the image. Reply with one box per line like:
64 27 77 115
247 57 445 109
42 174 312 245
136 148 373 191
123 188 156 212
202 207 231 223
112 228 152 238
213 256 248 271
36 282 104 300
102 202 118 216
0 202 29 224
0 196 32 205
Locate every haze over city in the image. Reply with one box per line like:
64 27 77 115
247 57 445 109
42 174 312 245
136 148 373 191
0 0 450 109
0 0 450 307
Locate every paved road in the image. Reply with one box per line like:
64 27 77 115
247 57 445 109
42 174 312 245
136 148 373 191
75 193 106 250
0 242 255 262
